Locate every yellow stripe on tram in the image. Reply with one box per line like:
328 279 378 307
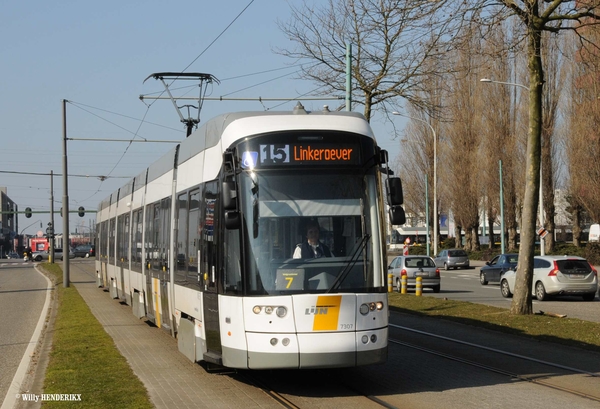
153 278 161 328
313 295 342 331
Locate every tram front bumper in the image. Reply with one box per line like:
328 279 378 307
240 327 388 369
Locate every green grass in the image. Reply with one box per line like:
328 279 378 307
40 263 153 408
389 292 600 353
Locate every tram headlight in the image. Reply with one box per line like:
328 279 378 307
360 301 385 315
282 338 290 346
276 306 287 317
371 334 377 343
361 335 369 344
270 338 278 346
359 303 370 315
253 305 287 317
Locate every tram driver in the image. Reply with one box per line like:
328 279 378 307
293 219 332 259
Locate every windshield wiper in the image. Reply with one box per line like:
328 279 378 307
326 233 370 293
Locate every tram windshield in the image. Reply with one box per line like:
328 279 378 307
238 168 385 295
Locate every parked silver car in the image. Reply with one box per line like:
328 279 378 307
433 249 470 270
500 255 598 301
388 255 441 293
31 248 74 262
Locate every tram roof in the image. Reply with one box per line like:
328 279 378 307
98 108 374 211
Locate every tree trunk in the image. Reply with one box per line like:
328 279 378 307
454 225 462 248
488 215 495 249
572 202 582 247
511 26 544 316
543 188 556 253
471 226 481 251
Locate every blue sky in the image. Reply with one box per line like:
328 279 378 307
1 0 405 235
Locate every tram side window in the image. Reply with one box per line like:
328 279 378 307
109 218 116 265
224 228 241 294
200 181 219 290
95 223 100 258
152 203 162 271
132 209 143 272
100 221 108 260
117 213 130 265
160 198 171 273
144 203 154 272
187 189 200 280
176 192 188 283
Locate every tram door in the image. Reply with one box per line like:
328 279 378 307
159 198 172 332
144 199 173 332
201 182 222 357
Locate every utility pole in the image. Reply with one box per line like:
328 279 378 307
50 170 55 263
62 100 70 287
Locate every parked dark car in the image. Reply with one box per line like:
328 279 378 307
480 253 519 285
73 245 95 258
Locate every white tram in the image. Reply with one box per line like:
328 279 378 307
95 104 405 369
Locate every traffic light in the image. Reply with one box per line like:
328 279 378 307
46 222 55 239
25 207 32 218
78 206 85 217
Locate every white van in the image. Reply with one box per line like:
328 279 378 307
589 224 600 242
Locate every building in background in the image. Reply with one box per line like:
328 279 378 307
0 187 18 257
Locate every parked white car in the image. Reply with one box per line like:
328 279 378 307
500 255 598 301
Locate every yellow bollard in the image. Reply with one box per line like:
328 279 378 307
388 273 393 293
401 275 407 294
415 276 422 296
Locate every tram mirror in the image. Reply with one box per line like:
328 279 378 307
389 205 406 226
222 179 237 210
386 177 403 205
378 148 389 164
224 211 241 229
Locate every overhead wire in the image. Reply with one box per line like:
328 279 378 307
67 1 323 206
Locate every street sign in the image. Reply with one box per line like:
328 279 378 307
537 227 549 239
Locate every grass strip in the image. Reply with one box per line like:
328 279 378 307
40 263 153 408
389 292 600 353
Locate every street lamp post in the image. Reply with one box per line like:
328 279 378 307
479 79 544 256
20 220 42 236
393 111 438 255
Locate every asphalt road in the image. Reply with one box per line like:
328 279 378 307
0 260 51 407
392 258 600 323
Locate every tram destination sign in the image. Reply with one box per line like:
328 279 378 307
240 142 360 169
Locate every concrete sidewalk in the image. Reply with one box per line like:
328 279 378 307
34 263 280 409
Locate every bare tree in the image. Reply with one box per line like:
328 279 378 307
276 0 456 120
469 1 600 315
540 32 567 253
568 23 600 223
479 23 522 252
442 35 485 252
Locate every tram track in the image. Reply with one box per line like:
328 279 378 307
236 369 401 409
389 323 600 403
